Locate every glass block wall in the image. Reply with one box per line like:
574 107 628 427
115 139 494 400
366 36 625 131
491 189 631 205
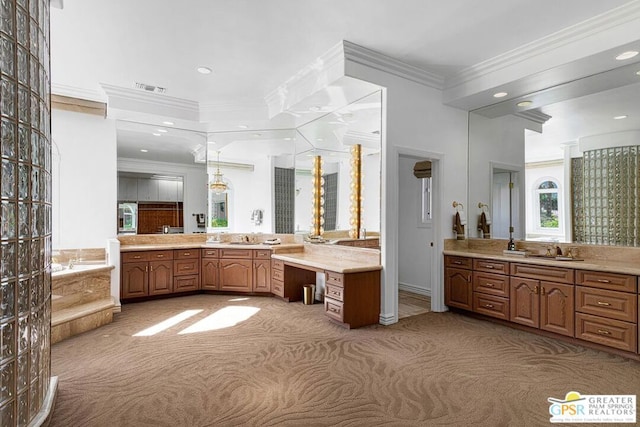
575 146 640 246
0 0 53 425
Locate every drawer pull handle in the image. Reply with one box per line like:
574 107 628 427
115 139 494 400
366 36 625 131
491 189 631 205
484 304 494 309
183 266 190 270
597 329 611 335
453 261 462 265
486 265 494 269
596 301 611 306
184 252 190 256
157 255 164 257
329 307 339 313
133 256 141 259
597 279 611 283
486 283 494 287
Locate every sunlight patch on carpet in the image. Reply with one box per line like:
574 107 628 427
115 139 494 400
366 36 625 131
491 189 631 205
178 306 260 334
133 309 203 336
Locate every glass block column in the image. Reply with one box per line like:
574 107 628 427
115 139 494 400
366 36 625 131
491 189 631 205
580 146 640 246
1 0 52 426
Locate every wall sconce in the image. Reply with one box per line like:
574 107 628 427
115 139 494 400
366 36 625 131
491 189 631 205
349 144 362 239
311 155 324 236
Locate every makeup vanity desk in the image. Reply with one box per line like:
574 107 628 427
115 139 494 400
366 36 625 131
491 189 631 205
271 245 382 329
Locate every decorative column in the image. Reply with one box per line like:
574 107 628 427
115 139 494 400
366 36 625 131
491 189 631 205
1 0 55 425
310 155 324 236
349 144 362 239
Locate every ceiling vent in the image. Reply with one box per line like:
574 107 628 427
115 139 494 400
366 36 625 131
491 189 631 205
134 82 167 94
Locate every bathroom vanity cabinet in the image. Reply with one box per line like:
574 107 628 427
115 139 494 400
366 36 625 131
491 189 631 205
444 254 639 356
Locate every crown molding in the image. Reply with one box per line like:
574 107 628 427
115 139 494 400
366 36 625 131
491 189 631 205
264 41 345 118
118 157 206 173
342 129 380 146
101 83 199 121
514 109 552 125
343 40 445 90
446 1 640 90
51 83 106 102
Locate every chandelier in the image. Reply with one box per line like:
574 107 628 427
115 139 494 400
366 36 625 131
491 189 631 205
209 151 227 194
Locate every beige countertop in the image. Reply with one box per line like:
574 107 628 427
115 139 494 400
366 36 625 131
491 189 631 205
120 243 304 252
271 252 382 274
444 248 640 276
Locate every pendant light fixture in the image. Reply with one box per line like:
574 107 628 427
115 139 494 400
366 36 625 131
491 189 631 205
209 151 228 194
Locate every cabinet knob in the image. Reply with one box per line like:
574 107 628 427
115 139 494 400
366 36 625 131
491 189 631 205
596 301 611 306
541 287 546 296
533 285 539 295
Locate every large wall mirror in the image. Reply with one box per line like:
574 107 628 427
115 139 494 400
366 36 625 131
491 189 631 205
205 91 382 236
468 46 640 247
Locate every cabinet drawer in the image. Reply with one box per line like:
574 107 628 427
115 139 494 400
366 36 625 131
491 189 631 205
575 313 637 353
122 252 150 263
473 259 509 275
271 259 284 271
174 259 200 276
174 274 199 292
174 249 198 259
201 248 219 258
325 283 344 302
510 263 574 284
271 279 284 297
253 249 271 260
576 286 637 323
473 271 509 298
473 293 509 320
272 268 284 281
219 249 252 259
149 250 174 261
576 270 637 293
326 271 344 287
445 256 472 269
325 298 344 322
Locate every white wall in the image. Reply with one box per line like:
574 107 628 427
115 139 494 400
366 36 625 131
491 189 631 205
119 158 207 234
346 61 469 323
398 155 432 295
52 109 117 249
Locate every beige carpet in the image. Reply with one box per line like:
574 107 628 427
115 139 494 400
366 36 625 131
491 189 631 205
51 294 639 427
398 290 430 319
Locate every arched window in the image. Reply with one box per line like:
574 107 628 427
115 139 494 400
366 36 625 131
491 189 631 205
536 180 559 229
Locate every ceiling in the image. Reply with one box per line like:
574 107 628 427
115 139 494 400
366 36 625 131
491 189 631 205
50 0 638 165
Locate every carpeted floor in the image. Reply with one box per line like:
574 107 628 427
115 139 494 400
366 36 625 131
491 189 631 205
50 294 639 427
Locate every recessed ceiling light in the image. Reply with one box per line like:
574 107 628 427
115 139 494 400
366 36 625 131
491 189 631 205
208 141 216 145
517 101 533 107
162 121 174 126
140 149 148 153
197 66 212 74
253 133 262 137
493 92 508 98
157 129 168 133
283 137 292 141
316 138 324 142
614 115 628 120
636 70 640 76
237 124 249 129
615 51 638 61
152 133 161 136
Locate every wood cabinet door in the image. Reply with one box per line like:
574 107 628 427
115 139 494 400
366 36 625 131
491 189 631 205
201 259 219 290
252 259 271 292
510 277 540 328
444 267 472 310
540 282 574 337
149 260 173 295
219 259 252 292
121 262 148 299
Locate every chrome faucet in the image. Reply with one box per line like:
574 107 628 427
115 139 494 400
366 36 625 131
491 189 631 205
67 258 76 269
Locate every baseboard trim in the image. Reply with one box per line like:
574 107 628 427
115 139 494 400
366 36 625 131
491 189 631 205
379 312 397 325
30 376 58 427
398 282 431 297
